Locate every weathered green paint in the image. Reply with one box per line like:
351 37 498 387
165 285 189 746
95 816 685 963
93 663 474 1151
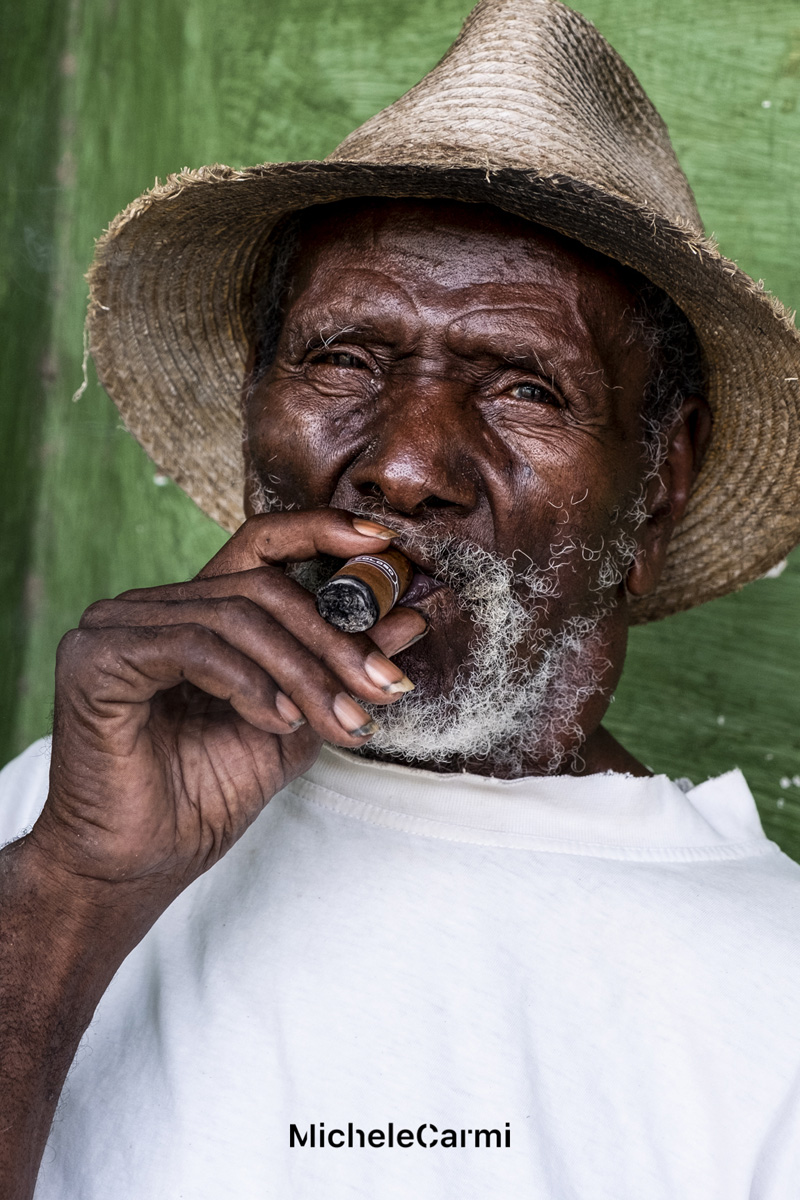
0 0 68 770
3 0 800 857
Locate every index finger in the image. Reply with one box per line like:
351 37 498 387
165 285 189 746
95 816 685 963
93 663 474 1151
196 510 399 579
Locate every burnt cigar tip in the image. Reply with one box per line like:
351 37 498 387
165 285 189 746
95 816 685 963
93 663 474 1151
316 576 381 633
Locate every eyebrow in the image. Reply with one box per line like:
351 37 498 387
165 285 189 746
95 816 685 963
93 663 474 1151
281 299 610 396
308 324 363 350
282 309 412 359
445 306 601 368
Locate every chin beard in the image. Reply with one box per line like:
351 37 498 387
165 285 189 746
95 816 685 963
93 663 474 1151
360 533 613 775
289 522 636 777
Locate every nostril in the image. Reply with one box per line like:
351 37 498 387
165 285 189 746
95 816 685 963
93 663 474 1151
355 484 462 514
349 469 475 516
356 482 385 502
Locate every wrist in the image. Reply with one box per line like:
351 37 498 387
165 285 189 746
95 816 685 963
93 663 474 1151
5 830 169 968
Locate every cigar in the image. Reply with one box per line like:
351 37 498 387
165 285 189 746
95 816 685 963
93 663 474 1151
316 549 413 633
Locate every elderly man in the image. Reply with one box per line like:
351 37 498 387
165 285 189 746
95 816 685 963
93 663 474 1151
3 0 800 1196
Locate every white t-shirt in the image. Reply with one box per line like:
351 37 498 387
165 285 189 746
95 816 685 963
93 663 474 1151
2 738 800 1199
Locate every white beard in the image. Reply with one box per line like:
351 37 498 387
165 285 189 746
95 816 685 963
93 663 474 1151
359 533 612 775
289 519 639 776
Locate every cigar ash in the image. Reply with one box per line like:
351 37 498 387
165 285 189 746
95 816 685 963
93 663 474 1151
316 575 381 633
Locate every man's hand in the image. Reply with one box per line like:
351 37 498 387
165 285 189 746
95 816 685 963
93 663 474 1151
0 508 426 1200
30 508 426 904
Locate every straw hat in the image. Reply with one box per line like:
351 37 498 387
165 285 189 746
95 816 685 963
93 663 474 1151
87 0 800 623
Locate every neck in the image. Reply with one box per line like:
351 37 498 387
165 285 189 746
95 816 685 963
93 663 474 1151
363 724 651 780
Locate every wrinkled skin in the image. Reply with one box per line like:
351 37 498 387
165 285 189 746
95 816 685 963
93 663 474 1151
245 198 710 775
0 199 710 1199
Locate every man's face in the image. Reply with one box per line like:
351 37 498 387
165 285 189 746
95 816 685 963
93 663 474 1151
245 200 655 772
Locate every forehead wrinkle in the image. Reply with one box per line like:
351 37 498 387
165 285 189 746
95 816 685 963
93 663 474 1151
294 259 420 312
280 261 423 346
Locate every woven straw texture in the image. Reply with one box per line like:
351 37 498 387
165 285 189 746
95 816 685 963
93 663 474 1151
87 0 800 624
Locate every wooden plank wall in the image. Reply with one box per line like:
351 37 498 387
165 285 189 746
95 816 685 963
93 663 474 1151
3 0 800 857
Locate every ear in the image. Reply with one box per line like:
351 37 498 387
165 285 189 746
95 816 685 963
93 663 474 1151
626 396 713 597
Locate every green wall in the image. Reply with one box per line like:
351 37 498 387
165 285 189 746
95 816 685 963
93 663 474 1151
3 0 800 857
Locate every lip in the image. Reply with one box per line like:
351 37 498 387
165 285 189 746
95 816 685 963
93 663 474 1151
402 569 443 607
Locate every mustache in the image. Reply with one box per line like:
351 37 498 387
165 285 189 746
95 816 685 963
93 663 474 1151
345 503 560 607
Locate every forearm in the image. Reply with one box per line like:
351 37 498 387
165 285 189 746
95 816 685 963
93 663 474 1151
0 835 156 1200
0 510 418 1197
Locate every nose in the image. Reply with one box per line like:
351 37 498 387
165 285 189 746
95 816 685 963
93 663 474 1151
339 377 481 516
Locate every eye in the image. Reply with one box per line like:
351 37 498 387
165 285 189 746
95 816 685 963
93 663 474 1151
508 381 559 405
312 351 368 369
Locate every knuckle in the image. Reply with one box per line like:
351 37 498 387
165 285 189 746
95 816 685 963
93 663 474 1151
79 598 118 628
231 570 283 617
231 513 274 552
171 622 223 669
55 627 109 687
56 626 86 669
173 620 214 649
246 568 282 601
245 512 278 532
114 585 150 601
215 594 261 624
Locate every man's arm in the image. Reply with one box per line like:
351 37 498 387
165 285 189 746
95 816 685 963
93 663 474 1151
0 836 171 1199
0 509 424 1200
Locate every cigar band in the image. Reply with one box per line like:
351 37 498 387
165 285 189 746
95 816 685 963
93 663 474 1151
348 555 402 604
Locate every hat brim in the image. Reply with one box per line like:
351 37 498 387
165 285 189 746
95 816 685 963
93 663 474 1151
87 160 800 623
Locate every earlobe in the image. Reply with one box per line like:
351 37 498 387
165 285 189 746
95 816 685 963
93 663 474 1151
625 494 672 598
625 441 679 599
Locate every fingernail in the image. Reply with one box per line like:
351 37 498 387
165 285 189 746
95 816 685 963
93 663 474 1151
384 677 415 695
333 693 379 738
276 692 305 728
364 651 416 694
352 517 399 539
